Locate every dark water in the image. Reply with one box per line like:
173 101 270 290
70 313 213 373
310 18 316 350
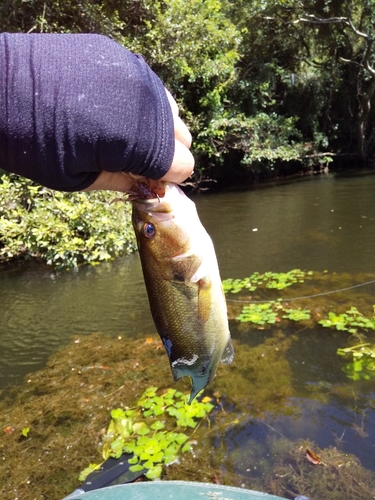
1 172 375 491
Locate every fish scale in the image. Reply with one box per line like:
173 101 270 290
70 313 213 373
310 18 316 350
132 182 234 402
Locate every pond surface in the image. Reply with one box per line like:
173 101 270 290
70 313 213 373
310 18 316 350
1 171 375 498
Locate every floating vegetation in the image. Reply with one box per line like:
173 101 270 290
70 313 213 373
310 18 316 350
236 300 311 326
226 270 375 382
319 306 375 334
236 302 280 325
0 333 192 499
337 343 375 381
281 308 311 321
223 269 313 294
81 387 214 481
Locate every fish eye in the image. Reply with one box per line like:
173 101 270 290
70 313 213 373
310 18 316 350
142 222 156 239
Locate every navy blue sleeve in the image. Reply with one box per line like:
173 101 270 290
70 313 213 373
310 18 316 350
0 33 175 191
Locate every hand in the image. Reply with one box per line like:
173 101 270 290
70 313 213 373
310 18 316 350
84 90 194 193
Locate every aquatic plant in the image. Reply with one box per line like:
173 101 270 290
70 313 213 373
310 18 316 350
258 437 375 500
319 307 375 334
227 271 375 384
281 308 311 321
236 302 279 325
236 300 311 326
223 269 313 294
80 386 214 481
337 343 375 381
21 427 30 438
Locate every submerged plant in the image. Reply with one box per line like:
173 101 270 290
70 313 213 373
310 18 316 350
80 387 214 481
337 343 375 381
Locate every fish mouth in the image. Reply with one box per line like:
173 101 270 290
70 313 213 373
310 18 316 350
132 184 185 222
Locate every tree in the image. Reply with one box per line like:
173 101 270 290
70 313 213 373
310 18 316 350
257 0 375 163
293 9 375 162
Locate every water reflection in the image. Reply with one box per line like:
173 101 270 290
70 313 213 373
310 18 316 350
196 174 375 277
0 255 154 386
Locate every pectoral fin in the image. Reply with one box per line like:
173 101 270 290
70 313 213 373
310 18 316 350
220 337 234 365
198 277 212 324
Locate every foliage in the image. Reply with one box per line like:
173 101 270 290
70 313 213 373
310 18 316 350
1 0 363 188
223 269 313 294
130 0 239 93
199 112 308 164
236 301 311 325
281 308 311 321
3 0 375 182
80 387 214 481
237 302 279 325
337 343 375 381
319 307 375 334
126 0 241 177
0 0 241 181
227 270 375 383
0 173 136 269
225 270 313 325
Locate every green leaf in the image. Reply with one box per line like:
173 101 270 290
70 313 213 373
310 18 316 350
110 409 125 420
110 438 124 458
145 465 163 480
123 443 136 454
150 420 165 430
80 386 215 482
133 423 150 436
21 427 30 437
137 436 151 446
78 463 101 482
176 433 189 445
129 464 145 473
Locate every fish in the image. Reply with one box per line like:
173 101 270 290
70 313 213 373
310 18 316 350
131 181 234 402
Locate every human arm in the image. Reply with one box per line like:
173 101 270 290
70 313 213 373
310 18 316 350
0 33 194 192
84 90 194 192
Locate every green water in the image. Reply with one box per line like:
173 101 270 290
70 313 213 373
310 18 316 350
1 172 375 498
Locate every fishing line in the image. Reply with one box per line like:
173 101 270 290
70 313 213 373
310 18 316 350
226 278 375 304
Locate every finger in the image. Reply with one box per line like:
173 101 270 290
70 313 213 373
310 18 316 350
160 139 195 184
165 88 179 115
174 114 192 149
165 88 192 148
83 171 133 193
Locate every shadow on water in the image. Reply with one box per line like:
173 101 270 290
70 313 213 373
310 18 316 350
1 173 375 499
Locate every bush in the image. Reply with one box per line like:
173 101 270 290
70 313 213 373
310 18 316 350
0 173 136 269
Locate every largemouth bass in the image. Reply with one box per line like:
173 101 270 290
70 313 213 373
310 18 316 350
131 181 234 402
